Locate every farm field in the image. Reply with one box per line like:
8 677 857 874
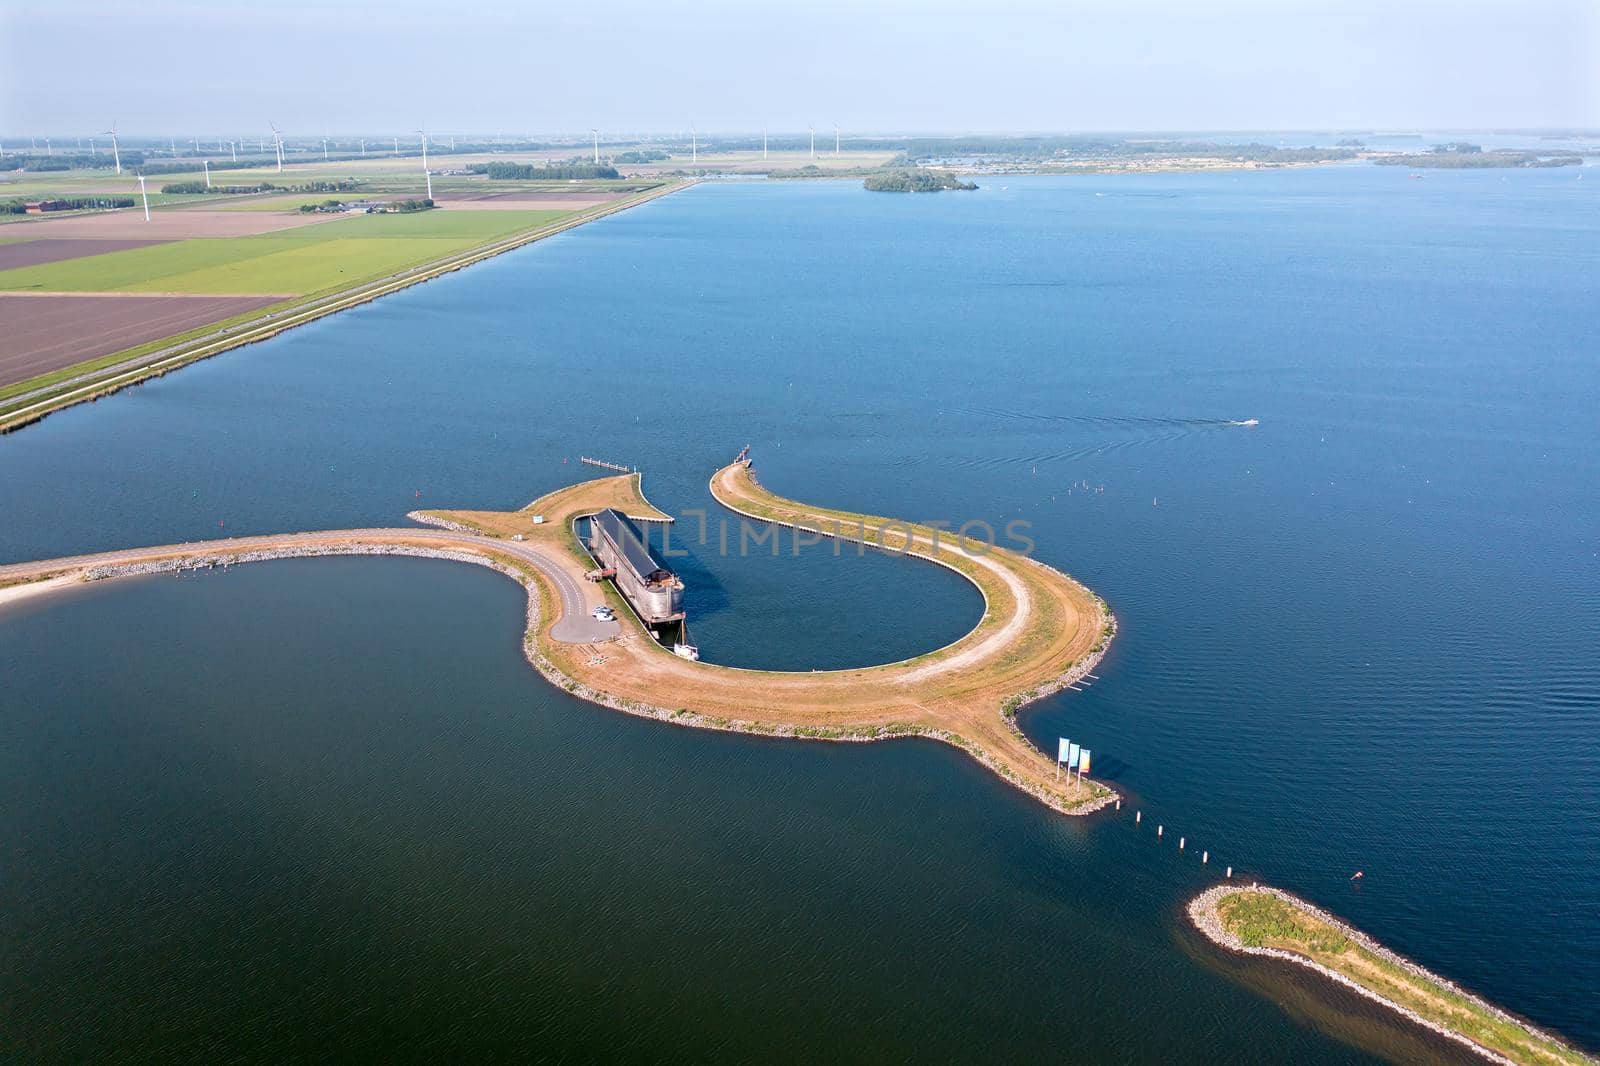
0 170 681 419
0 293 286 383
0 209 565 296
0 208 337 238
0 237 171 270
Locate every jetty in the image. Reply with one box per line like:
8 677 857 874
580 456 633 473
1189 885 1595 1066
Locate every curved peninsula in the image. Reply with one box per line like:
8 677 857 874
0 460 1115 815
1189 886 1595 1066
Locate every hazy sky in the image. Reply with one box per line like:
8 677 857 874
2 0 1595 136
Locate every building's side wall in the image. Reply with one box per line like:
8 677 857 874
590 523 681 624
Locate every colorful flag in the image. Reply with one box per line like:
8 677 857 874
1068 743 1080 769
1058 738 1071 764
1078 749 1091 775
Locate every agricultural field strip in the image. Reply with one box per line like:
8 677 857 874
0 210 565 296
0 182 683 426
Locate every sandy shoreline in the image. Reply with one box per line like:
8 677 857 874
0 573 76 607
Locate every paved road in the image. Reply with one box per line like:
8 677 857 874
0 527 621 644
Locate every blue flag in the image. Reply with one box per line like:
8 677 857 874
1058 738 1071 764
1068 743 1080 769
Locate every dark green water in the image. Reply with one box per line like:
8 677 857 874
2 167 1596 1060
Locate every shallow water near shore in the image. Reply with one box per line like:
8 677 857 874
3 167 1598 1059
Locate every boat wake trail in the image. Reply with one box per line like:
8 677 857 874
882 409 1260 470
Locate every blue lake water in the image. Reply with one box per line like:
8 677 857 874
2 165 1597 1060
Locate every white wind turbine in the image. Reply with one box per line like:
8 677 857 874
136 173 151 222
204 159 212 189
809 125 815 159
763 129 768 160
416 127 431 199
591 128 599 164
691 125 697 165
268 122 284 172
322 136 329 161
834 124 839 156
104 121 122 174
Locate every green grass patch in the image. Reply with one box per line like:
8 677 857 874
1216 891 1593 1066
0 209 566 295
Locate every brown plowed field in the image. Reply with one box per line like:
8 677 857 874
0 293 285 386
0 238 171 271
0 209 335 239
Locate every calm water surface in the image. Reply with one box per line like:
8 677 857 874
3 166 1597 1060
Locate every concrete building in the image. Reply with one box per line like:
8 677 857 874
588 508 685 626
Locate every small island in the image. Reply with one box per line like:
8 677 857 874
864 169 979 193
1375 143 1583 168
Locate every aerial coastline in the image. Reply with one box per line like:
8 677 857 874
6 459 1592 1062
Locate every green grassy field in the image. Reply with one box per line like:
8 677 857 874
0 209 566 295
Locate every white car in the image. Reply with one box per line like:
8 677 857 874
592 606 616 621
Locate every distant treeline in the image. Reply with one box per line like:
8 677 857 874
767 164 885 180
863 170 978 193
138 159 277 176
681 135 1360 164
299 197 434 214
158 179 360 195
160 181 275 195
3 152 127 171
3 196 136 214
614 150 670 164
1375 147 1583 169
469 162 620 180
